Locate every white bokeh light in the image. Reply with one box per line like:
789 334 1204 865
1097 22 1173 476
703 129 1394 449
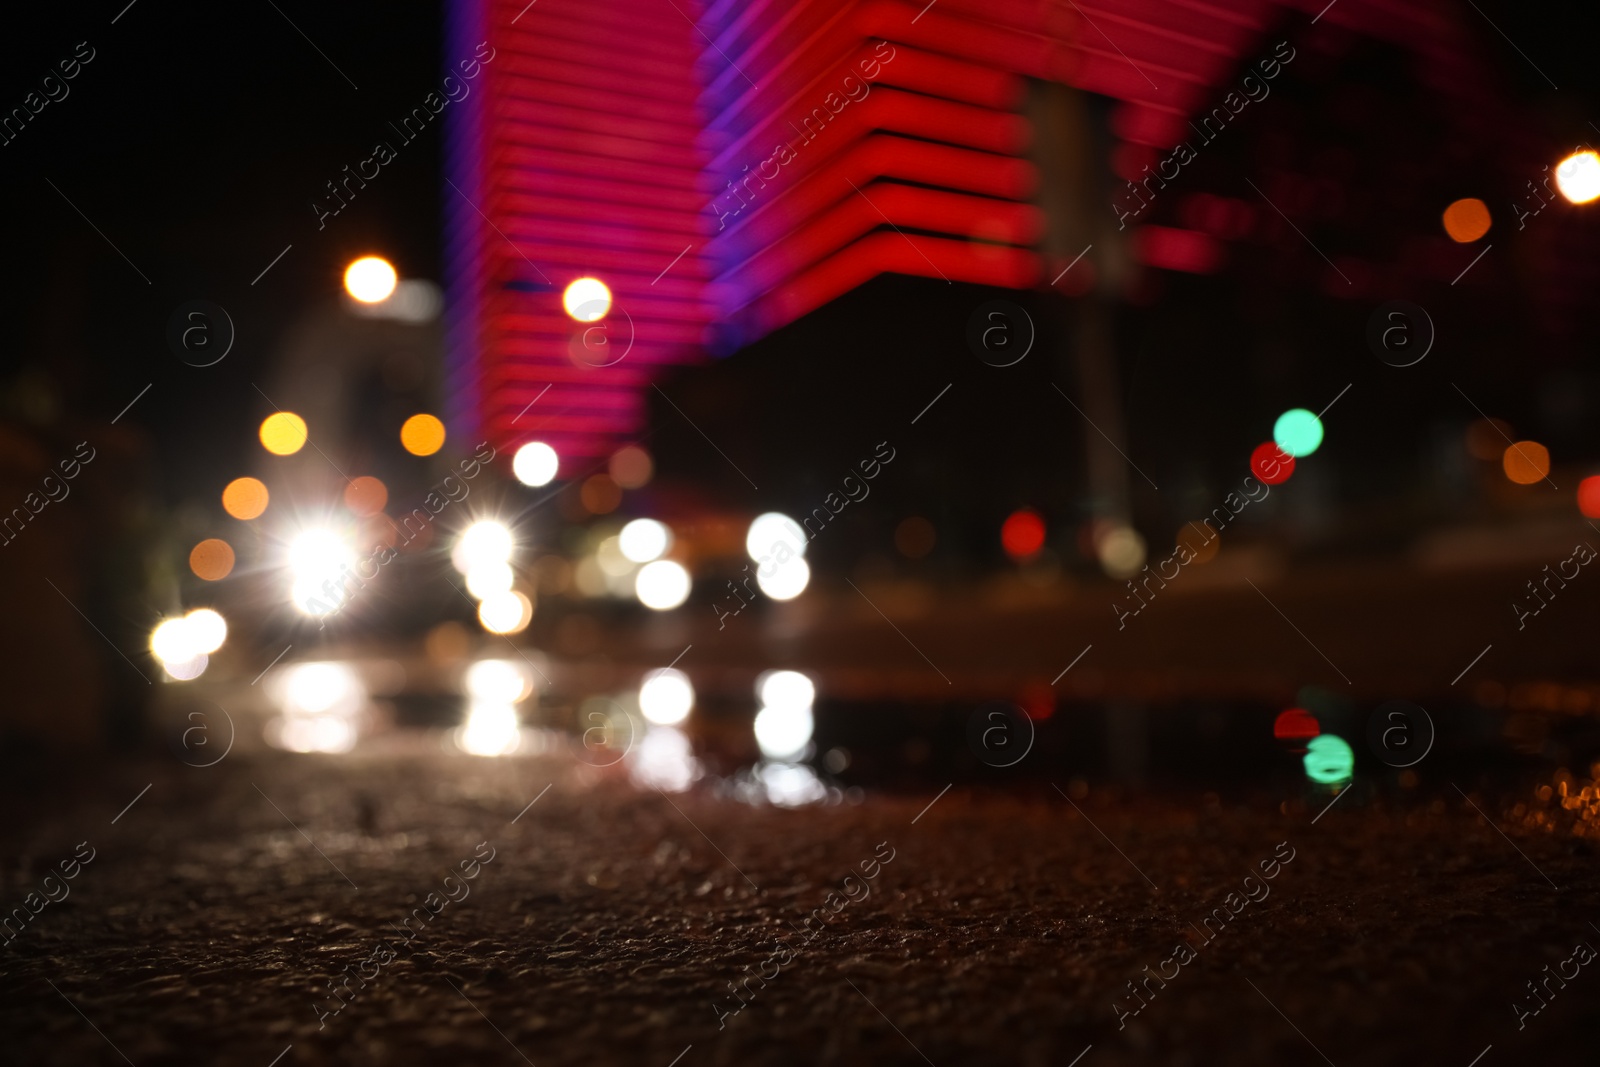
184 608 227 654
464 659 532 704
269 714 357 754
269 661 365 753
562 277 612 322
284 662 364 717
457 702 522 756
454 521 513 574
288 529 356 616
1556 150 1600 204
754 704 814 761
639 668 694 725
635 560 690 610
628 725 698 792
757 669 816 710
344 256 398 303
162 653 209 681
150 617 197 665
478 590 533 634
755 555 810 600
1096 525 1146 579
513 441 559 487
761 761 827 807
465 561 515 599
619 518 672 563
745 512 807 560
149 611 222 681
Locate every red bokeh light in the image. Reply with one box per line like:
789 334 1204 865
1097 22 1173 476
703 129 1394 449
1578 476 1600 518
1001 509 1046 560
1273 707 1321 745
1018 682 1056 722
1251 442 1296 485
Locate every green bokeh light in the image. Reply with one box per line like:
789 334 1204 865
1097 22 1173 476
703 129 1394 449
1273 408 1325 458
1303 734 1354 785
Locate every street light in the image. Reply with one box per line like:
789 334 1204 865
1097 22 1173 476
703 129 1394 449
344 256 398 303
635 559 690 610
513 442 559 487
562 276 611 322
619 518 672 563
1555 150 1600 204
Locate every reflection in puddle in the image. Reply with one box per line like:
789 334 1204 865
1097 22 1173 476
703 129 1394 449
628 725 700 791
753 669 816 761
758 761 826 806
266 661 367 753
267 713 358 754
457 702 523 756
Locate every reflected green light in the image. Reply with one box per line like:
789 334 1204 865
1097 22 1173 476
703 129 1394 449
1303 734 1354 785
1273 408 1324 458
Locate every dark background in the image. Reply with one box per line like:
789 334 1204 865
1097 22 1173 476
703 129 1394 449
0 0 445 498
4 0 1600 547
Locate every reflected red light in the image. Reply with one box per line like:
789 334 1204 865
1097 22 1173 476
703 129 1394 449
1274 707 1321 746
1133 225 1225 274
1579 476 1600 519
1019 682 1055 721
1001 509 1046 560
1251 442 1295 485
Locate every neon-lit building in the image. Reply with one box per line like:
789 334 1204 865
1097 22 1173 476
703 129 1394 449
445 0 1523 469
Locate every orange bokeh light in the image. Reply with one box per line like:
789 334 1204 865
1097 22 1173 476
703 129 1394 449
400 414 446 456
221 477 269 520
189 538 235 581
1442 198 1491 242
344 476 388 516
259 412 308 455
580 474 622 515
1502 441 1550 485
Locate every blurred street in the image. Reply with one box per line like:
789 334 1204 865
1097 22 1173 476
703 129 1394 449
2 745 1595 1067
7 0 1600 1061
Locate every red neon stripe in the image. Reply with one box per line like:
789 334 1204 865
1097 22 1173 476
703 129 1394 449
484 217 705 260
490 119 708 171
707 51 1025 177
757 229 1040 330
503 7 706 63
499 74 705 129
493 145 704 192
492 0 698 39
711 135 1037 272
494 191 709 242
722 183 1042 299
496 54 702 107
494 95 703 151
497 168 708 215
499 37 705 90
491 314 711 344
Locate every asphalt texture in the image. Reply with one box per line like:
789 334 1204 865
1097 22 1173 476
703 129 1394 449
1 744 1596 1066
